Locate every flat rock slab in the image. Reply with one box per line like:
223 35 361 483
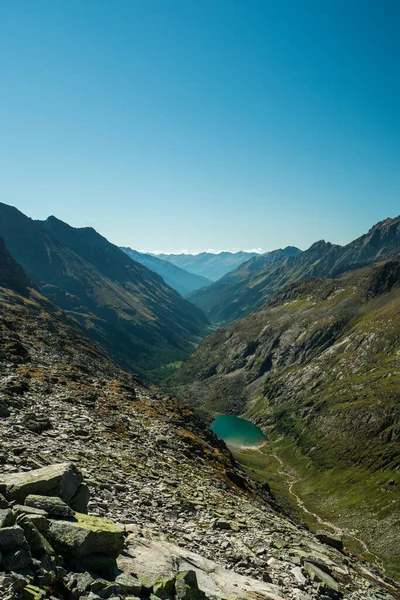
48 512 124 557
0 463 82 503
25 494 74 517
118 535 286 600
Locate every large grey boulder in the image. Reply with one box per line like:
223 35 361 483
0 525 26 550
0 462 82 503
47 512 124 557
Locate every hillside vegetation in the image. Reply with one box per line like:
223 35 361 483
171 260 400 578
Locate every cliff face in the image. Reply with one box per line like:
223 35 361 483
0 262 397 598
171 261 400 578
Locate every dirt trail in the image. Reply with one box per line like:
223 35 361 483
258 445 387 578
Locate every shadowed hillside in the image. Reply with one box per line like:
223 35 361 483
0 203 210 381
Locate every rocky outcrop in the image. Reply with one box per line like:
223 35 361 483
0 463 83 505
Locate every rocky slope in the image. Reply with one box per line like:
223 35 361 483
188 217 400 325
171 261 400 579
120 248 211 295
0 203 210 382
156 251 262 282
0 254 397 598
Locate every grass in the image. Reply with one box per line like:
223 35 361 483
232 434 400 583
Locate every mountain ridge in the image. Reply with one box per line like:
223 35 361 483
0 202 210 382
170 259 400 579
155 250 263 281
0 237 397 599
188 217 400 325
120 247 211 295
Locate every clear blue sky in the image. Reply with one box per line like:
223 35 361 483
0 0 398 253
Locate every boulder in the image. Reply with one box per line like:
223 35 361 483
0 462 82 503
2 545 32 571
69 483 90 513
315 531 344 552
0 525 26 550
72 553 119 579
21 585 47 600
16 514 55 556
175 570 206 600
115 573 142 596
47 512 124 557
0 508 14 528
304 561 340 593
25 494 74 517
152 575 175 599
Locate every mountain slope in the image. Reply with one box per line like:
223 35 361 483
0 260 397 599
189 217 400 325
0 236 32 295
156 251 262 281
0 203 209 381
120 247 211 295
171 260 400 579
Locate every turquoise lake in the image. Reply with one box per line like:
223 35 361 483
211 415 266 448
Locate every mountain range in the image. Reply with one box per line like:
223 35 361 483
170 230 400 579
0 202 210 382
188 218 400 325
155 250 262 281
120 247 211 295
0 234 396 599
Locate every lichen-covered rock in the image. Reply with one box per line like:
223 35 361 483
21 584 47 600
16 514 55 556
152 575 175 599
175 570 207 600
47 512 124 557
25 494 74 517
0 462 82 503
115 572 142 596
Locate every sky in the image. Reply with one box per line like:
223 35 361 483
0 0 399 254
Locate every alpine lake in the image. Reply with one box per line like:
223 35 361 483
211 414 266 448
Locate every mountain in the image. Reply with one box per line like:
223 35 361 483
0 202 210 381
0 249 396 599
188 217 400 325
155 251 262 281
0 236 32 295
170 260 400 580
120 247 211 295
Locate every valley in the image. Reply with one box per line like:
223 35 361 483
171 255 400 582
0 212 399 599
